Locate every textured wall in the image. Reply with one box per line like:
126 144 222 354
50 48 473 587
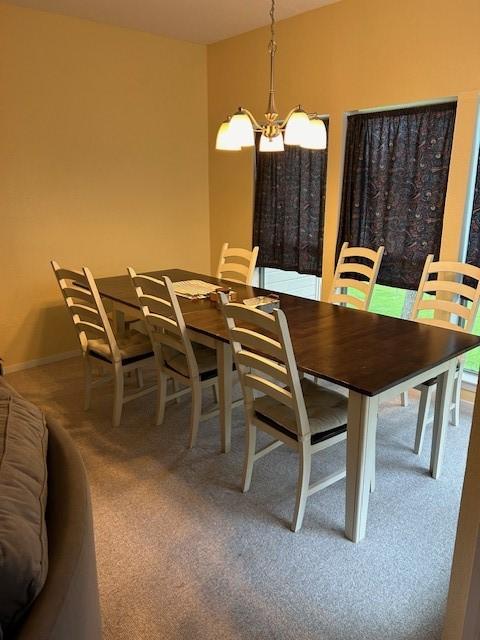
0 2 210 366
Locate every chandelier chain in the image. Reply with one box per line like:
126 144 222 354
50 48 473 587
268 0 277 55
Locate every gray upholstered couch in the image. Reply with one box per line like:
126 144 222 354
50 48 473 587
0 379 102 640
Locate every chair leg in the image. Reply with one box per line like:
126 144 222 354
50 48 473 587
400 391 409 407
188 380 202 449
370 438 376 494
112 363 124 427
291 442 312 533
242 422 257 493
136 368 144 389
173 379 182 404
414 386 434 455
155 372 167 426
450 371 461 427
83 354 92 411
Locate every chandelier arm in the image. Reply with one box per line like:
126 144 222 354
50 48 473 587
277 106 302 131
240 107 263 132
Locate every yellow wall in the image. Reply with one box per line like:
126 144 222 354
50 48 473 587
207 0 480 289
4 0 480 369
0 3 210 367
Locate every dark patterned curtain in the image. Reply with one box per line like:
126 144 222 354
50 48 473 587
252 131 328 276
338 103 456 290
465 147 480 269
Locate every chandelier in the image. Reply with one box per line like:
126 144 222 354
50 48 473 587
215 0 327 153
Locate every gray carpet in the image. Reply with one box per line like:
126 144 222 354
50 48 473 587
7 357 472 640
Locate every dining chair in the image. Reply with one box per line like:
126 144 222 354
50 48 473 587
127 268 221 447
222 300 348 532
328 242 385 311
51 261 155 427
406 255 480 454
216 242 259 285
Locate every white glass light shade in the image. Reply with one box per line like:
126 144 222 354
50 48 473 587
284 109 310 145
259 133 284 152
301 118 327 150
229 113 255 147
216 121 241 150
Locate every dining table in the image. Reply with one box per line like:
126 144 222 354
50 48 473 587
95 268 480 542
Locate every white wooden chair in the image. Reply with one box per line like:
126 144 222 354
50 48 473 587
328 242 385 311
128 268 221 448
222 301 348 532
51 261 155 427
405 255 480 454
216 242 259 285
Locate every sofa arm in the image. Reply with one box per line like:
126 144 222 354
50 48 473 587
15 417 102 640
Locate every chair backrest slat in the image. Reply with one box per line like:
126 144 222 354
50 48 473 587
422 279 477 301
216 242 259 285
54 267 85 282
69 302 103 324
62 285 95 304
330 293 365 310
145 312 182 335
74 320 107 339
332 278 370 296
411 254 480 334
336 262 374 280
149 330 187 354
223 302 310 437
223 303 277 333
137 292 172 310
236 350 289 385
220 263 250 279
416 298 471 321
229 327 283 360
429 260 480 280
244 372 295 408
328 242 384 311
341 246 380 262
223 246 255 261
128 268 198 379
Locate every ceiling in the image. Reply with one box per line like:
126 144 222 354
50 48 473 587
4 0 341 44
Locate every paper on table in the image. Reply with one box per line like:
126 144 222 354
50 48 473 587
173 280 222 299
243 295 279 308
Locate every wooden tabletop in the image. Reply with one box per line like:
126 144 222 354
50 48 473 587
96 268 480 397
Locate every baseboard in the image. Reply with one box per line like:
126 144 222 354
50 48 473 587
4 350 79 374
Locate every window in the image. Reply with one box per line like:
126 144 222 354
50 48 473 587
261 268 321 300
338 102 456 291
336 102 457 329
253 122 328 278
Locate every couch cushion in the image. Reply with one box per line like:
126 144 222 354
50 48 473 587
254 378 348 436
164 343 217 381
88 329 153 364
0 386 49 637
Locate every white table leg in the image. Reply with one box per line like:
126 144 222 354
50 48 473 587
345 391 379 543
216 341 232 454
430 359 456 479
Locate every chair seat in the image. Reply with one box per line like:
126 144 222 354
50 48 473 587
88 329 153 365
254 378 348 438
164 344 218 381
